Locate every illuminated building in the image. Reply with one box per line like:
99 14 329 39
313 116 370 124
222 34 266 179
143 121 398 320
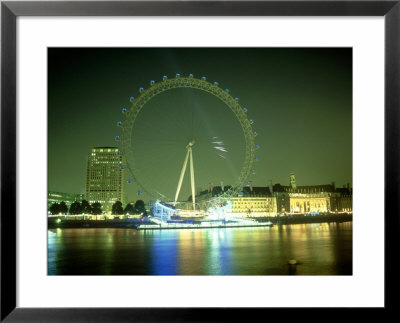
48 191 83 210
232 197 277 217
273 174 352 214
231 186 277 217
330 185 353 212
339 196 352 212
85 147 125 213
192 174 352 217
277 192 331 213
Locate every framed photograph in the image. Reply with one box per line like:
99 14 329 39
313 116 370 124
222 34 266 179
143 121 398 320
1 0 398 321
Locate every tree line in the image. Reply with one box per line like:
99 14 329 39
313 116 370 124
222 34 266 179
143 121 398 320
48 200 147 216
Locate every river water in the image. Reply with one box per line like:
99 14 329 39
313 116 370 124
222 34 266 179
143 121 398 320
48 222 352 275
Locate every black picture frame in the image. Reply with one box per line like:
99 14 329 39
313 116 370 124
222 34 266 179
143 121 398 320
1 1 398 321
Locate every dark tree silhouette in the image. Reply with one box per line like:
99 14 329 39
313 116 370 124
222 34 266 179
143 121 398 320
112 201 124 215
49 203 60 215
91 202 102 215
124 203 135 215
59 201 68 215
69 201 82 215
81 200 92 214
134 200 147 216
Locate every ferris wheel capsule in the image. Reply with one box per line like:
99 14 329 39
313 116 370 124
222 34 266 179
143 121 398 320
253 131 258 136
121 107 127 113
189 73 194 78
201 76 207 80
225 88 230 92
247 181 252 185
150 80 155 86
176 73 181 78
115 135 120 141
117 121 122 126
255 156 259 161
255 144 260 149
117 150 121 154
234 97 239 101
252 169 256 174
249 119 254 124
163 75 168 80
213 81 219 85
139 87 144 93
242 107 248 112
127 178 133 183
120 164 126 169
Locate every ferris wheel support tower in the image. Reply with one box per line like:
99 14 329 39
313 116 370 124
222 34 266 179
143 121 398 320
174 138 196 210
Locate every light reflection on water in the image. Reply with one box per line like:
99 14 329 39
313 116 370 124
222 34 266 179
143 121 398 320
48 222 352 275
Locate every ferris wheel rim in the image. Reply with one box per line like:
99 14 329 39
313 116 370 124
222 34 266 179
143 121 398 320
120 75 256 206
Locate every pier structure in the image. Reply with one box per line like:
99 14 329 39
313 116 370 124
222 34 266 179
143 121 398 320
152 202 176 222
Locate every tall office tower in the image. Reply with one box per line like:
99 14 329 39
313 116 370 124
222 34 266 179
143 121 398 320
85 147 125 213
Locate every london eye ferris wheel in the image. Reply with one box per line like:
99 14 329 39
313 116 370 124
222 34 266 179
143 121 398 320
116 73 259 210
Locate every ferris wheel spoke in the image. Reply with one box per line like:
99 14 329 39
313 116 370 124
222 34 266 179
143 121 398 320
132 144 185 197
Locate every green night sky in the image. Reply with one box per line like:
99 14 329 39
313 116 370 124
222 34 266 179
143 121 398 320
48 48 352 203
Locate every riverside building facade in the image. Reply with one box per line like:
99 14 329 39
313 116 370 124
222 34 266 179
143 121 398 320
192 174 352 218
85 147 125 213
272 173 352 214
231 186 277 217
232 196 277 217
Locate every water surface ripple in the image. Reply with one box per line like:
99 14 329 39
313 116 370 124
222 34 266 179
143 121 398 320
48 222 352 275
